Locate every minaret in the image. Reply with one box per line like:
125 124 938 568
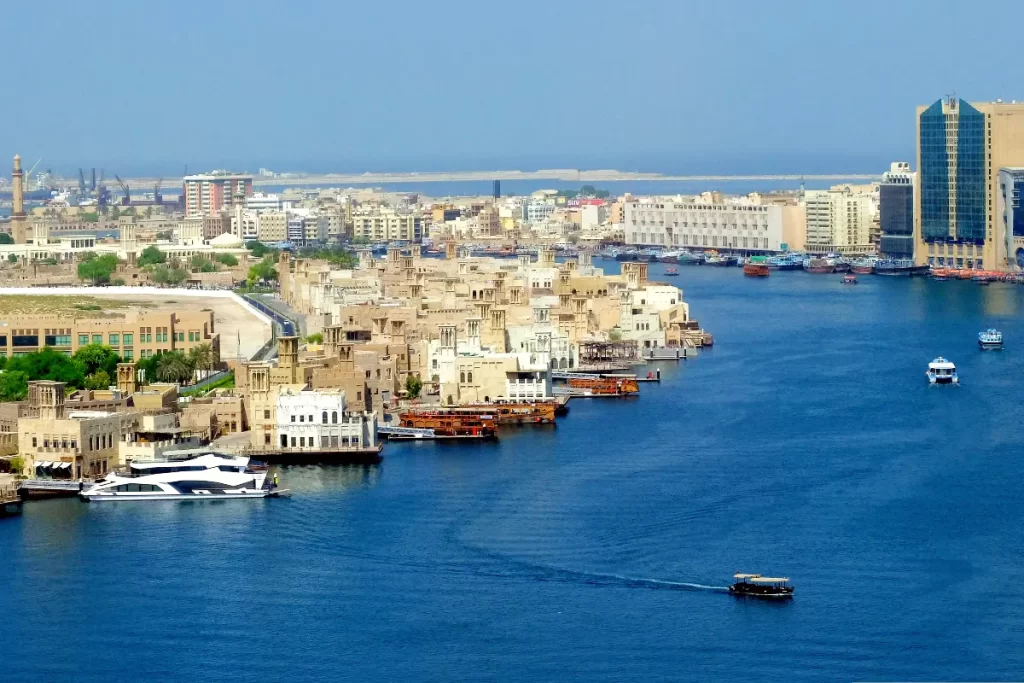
11 154 27 244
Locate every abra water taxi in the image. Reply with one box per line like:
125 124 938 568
842 274 857 284
664 266 679 276
926 357 959 384
978 329 1003 350
729 573 794 599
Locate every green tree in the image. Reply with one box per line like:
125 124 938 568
111 277 126 286
82 212 99 222
0 233 13 245
7 254 18 264
73 344 121 379
405 374 423 400
110 206 121 220
77 253 120 285
84 370 111 390
214 253 238 267
187 344 215 379
246 241 270 258
608 328 623 342
0 371 29 401
190 254 219 273
138 245 167 267
136 354 160 384
247 257 278 285
155 351 193 384
151 265 189 286
5 347 86 387
305 333 323 344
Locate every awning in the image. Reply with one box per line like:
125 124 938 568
38 461 52 468
58 462 71 470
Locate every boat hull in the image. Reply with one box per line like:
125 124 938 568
82 491 270 502
979 341 1003 350
743 264 769 277
728 586 794 599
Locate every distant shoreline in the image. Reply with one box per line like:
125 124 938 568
116 169 880 188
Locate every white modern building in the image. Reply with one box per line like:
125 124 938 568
275 386 379 450
804 185 878 254
246 193 283 212
526 201 557 225
623 196 784 252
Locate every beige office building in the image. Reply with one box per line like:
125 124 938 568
916 97 1024 270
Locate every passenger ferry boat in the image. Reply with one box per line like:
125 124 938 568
926 357 959 384
399 410 497 438
80 452 276 502
978 329 1003 350
566 376 640 397
729 573 794 599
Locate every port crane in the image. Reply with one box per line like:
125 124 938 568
114 174 131 206
154 178 163 205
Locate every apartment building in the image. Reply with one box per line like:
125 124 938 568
184 172 253 216
256 211 289 242
0 310 220 363
624 197 783 252
351 209 423 242
803 186 877 255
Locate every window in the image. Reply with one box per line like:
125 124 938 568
290 437 296 447
291 415 296 423
264 410 271 419
13 335 39 347
467 372 473 383
92 334 102 344
78 334 90 346
122 333 133 346
309 415 313 423
299 415 304 423
322 411 328 424
123 350 133 361
332 411 338 424
109 334 119 345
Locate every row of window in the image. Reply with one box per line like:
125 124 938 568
284 435 362 448
290 411 341 424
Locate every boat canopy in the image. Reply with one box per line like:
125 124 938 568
733 573 761 579
749 577 789 584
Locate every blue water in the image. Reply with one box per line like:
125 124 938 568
4 266 1024 682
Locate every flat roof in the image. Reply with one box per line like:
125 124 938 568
749 577 789 584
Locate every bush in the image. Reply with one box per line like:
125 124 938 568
214 253 238 267
138 245 167 267
405 374 423 399
305 333 323 344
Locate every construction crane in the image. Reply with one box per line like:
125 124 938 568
114 174 131 206
25 158 42 188
78 169 87 195
154 178 163 205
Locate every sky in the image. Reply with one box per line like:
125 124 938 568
5 0 1024 176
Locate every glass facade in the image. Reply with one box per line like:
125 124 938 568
879 179 914 258
919 100 950 241
956 101 987 243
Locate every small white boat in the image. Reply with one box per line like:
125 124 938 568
978 329 1003 350
926 357 959 384
81 451 278 501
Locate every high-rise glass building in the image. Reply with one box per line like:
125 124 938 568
998 168 1024 269
879 162 915 259
915 97 1024 270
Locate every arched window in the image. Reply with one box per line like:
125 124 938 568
460 371 466 383
467 371 473 383
332 411 338 423
322 411 328 424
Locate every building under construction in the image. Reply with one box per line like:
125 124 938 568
578 340 640 369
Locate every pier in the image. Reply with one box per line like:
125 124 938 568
19 479 84 499
0 483 24 517
241 445 383 465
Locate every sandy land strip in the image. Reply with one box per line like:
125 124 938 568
0 287 272 360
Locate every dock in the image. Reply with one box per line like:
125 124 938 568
19 479 84 499
242 445 383 465
0 483 23 517
643 347 696 361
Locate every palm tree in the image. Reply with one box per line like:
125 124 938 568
155 351 192 385
187 344 215 380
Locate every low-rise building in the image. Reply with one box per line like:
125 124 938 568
624 195 784 253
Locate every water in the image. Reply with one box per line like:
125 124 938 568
4 266 1024 682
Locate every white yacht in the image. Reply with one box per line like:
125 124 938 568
81 451 279 502
926 357 959 385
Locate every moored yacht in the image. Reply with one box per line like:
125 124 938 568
80 452 277 501
926 357 959 384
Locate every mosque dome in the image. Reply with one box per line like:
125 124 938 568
209 232 244 249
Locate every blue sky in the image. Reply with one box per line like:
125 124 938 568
4 0 1024 175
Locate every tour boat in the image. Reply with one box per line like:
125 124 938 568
664 267 679 276
843 274 857 284
926 357 959 384
978 329 1003 350
399 410 497 439
743 256 769 277
453 401 558 424
729 573 794 599
566 376 640 397
804 257 835 274
80 452 276 502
